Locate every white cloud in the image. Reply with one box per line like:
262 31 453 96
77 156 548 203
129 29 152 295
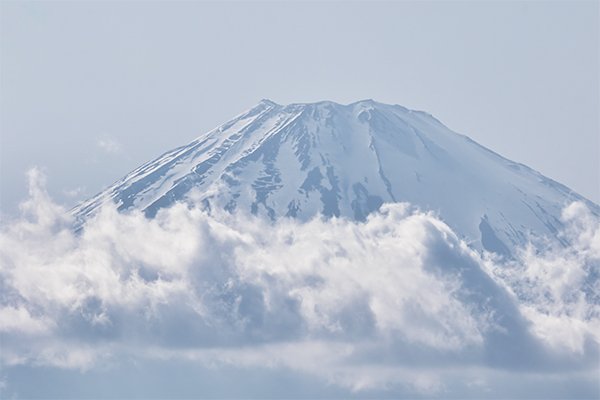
96 137 122 154
0 169 598 397
63 186 86 199
484 201 600 354
0 306 53 335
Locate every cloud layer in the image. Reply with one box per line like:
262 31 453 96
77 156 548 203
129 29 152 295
0 169 598 398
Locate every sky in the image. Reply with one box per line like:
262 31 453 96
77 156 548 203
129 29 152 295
0 1 598 217
1 2 599 398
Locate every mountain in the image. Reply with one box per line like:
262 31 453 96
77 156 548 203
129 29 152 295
72 99 599 255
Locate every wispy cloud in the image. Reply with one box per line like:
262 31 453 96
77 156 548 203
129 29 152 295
96 137 122 154
62 186 86 199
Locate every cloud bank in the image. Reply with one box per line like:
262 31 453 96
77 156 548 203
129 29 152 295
0 169 598 398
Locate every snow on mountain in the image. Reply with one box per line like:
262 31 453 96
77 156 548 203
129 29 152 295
72 99 599 255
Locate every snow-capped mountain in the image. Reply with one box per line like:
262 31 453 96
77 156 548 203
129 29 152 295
73 99 599 255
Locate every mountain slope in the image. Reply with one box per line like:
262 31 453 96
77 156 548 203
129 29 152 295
73 99 599 255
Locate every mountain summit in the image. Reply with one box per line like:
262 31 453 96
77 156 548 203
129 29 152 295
73 99 598 254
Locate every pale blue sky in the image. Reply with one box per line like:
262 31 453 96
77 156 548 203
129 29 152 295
1 1 598 216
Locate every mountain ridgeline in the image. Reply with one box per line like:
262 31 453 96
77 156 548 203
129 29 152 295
73 99 599 255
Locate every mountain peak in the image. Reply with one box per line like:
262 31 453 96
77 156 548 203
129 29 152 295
73 99 598 255
257 99 383 110
259 98 280 107
352 98 376 105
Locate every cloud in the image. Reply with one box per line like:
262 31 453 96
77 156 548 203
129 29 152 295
484 201 600 355
0 169 598 398
62 186 87 199
0 306 53 335
96 137 122 154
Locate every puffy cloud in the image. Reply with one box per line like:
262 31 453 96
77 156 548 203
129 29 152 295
485 201 600 355
0 306 53 335
0 169 598 398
